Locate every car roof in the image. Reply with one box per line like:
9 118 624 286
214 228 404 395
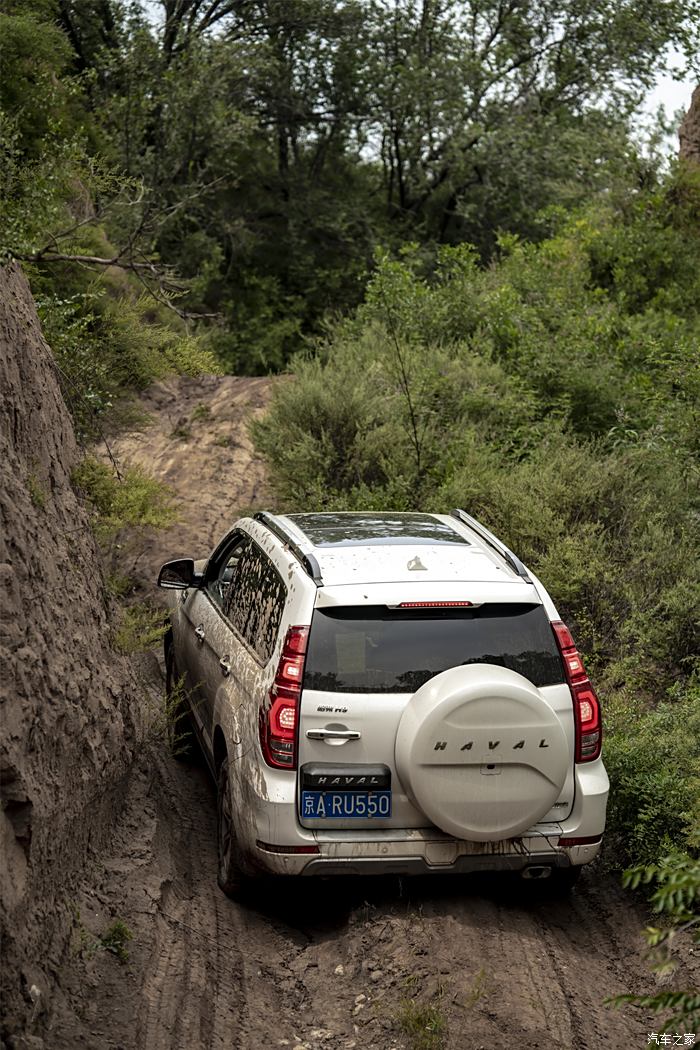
275 511 526 589
286 512 470 547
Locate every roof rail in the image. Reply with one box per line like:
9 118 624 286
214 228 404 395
450 509 532 583
253 511 324 586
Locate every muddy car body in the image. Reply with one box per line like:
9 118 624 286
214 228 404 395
160 511 608 894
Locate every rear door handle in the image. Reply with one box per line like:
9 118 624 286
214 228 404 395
194 624 205 642
306 729 361 741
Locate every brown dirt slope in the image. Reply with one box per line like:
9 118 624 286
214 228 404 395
0 263 142 1045
106 374 273 592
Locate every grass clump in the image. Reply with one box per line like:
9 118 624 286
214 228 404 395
396 993 446 1050
113 603 168 655
99 919 133 964
170 422 192 441
26 470 47 509
191 403 211 421
73 456 177 590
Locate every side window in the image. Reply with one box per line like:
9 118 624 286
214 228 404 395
224 542 287 663
208 534 249 611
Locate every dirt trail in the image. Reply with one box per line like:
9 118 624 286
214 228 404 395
49 375 698 1050
107 374 273 590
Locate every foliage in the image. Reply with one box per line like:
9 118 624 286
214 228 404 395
72 457 177 541
607 846 700 1031
4 0 693 369
34 278 221 437
603 686 700 868
113 602 168 655
99 919 133 964
26 471 47 509
0 4 222 437
395 993 447 1050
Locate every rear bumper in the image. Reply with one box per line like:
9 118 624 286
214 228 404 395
240 758 608 878
253 838 600 877
300 853 582 877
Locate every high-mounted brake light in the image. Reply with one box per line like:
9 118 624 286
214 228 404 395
260 625 309 770
398 601 474 608
551 621 602 763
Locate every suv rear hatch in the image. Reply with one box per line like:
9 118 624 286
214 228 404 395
297 602 575 834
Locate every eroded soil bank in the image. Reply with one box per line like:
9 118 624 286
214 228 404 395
0 263 143 1044
3 332 698 1048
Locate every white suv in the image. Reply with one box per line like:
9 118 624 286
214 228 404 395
159 511 608 895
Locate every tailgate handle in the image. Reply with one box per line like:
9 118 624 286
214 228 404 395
306 729 361 741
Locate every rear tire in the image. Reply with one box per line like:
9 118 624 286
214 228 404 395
216 757 248 898
165 641 199 763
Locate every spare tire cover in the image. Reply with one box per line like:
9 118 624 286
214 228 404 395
395 664 569 841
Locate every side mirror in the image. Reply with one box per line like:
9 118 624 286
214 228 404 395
157 558 203 590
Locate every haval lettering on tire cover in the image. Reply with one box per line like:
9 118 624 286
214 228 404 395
159 510 608 896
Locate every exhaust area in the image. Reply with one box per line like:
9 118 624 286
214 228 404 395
521 865 554 880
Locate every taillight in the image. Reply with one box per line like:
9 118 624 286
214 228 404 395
551 621 602 763
558 834 602 847
260 626 309 769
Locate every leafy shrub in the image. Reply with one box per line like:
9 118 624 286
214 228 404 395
113 602 168 655
35 276 221 438
72 457 177 541
99 919 133 964
603 685 700 869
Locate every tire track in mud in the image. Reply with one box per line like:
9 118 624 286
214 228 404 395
135 756 247 1050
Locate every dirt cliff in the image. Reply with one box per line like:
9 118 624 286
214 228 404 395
0 263 142 1045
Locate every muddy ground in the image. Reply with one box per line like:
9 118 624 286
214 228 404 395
47 376 698 1050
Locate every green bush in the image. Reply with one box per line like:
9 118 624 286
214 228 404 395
35 273 221 438
99 919 133 964
603 685 700 869
608 844 700 1032
72 457 177 541
113 602 168 655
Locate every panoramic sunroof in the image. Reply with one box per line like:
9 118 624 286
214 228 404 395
288 512 469 547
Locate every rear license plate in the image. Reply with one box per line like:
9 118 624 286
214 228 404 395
301 790 392 819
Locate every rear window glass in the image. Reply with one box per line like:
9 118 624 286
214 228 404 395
303 605 564 693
